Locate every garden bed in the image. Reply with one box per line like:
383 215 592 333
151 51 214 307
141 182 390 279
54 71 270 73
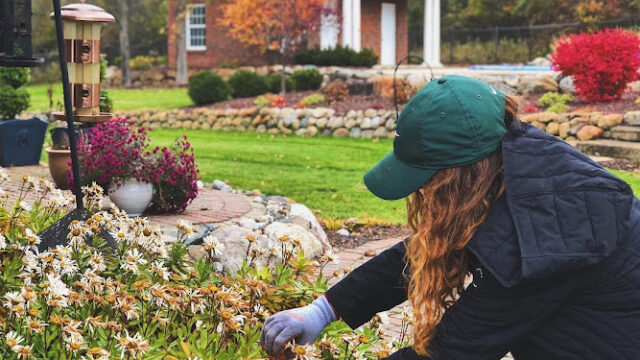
601 158 640 172
210 90 396 113
325 224 410 249
523 89 640 115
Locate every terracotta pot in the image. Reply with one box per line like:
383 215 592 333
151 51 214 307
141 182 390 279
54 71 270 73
46 148 71 190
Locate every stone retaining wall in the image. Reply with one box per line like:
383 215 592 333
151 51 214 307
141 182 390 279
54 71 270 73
519 111 624 142
124 107 399 139
28 107 640 142
118 107 640 142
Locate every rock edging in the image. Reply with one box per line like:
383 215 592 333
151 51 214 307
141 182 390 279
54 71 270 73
188 180 333 273
124 106 398 139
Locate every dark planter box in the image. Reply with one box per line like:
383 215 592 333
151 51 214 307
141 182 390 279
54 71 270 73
0 118 48 167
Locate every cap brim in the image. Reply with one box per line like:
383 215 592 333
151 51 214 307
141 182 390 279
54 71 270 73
364 151 438 201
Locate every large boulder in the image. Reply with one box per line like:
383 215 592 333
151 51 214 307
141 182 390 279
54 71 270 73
477 76 517 95
406 73 429 90
559 76 575 94
624 111 640 126
264 222 325 258
517 76 559 95
208 226 275 273
528 57 552 66
577 125 604 141
594 114 623 130
289 204 331 251
559 122 572 139
333 128 349 138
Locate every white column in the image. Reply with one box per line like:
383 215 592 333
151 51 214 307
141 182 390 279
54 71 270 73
352 0 361 51
342 0 353 48
321 0 339 49
423 0 442 67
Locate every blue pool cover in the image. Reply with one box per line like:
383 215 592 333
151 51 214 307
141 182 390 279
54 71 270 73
469 64 553 71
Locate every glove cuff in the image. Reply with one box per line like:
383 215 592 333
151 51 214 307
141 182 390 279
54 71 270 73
311 294 338 326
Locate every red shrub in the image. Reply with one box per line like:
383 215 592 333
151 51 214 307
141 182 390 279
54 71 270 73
551 28 640 103
523 103 540 113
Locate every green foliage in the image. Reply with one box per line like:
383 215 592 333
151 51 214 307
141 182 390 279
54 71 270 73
228 70 270 98
188 71 231 106
267 73 295 94
298 93 326 107
253 95 271 108
0 86 30 120
28 63 61 85
127 55 166 71
31 0 168 61
295 46 379 67
538 92 574 113
0 67 30 119
0 175 408 360
0 66 30 89
99 90 113 113
440 38 535 64
129 55 155 71
291 69 323 91
149 129 406 224
219 60 239 69
28 85 193 112
100 57 108 83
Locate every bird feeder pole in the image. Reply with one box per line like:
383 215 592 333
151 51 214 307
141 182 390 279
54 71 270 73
38 1 117 251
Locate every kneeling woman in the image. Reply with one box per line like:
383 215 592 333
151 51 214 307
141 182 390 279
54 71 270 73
261 75 640 359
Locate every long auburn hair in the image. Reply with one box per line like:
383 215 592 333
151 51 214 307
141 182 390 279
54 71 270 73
406 95 520 356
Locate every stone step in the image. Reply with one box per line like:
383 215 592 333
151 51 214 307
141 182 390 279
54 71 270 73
602 126 640 142
577 140 640 162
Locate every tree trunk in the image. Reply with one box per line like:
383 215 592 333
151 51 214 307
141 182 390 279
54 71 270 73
280 39 287 95
117 0 132 87
175 0 189 86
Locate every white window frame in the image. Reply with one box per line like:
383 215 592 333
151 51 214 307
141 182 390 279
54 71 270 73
186 4 207 51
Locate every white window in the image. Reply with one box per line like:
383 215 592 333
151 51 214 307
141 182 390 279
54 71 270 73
186 4 206 51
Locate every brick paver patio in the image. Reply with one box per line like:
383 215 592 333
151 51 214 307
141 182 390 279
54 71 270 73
1 165 252 229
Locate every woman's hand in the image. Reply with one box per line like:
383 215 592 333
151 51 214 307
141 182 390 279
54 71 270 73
260 295 337 356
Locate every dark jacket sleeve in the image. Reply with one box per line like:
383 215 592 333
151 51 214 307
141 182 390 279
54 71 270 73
325 239 410 328
384 260 580 360
325 241 580 360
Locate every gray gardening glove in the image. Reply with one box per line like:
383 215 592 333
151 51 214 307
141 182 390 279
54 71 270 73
261 295 337 356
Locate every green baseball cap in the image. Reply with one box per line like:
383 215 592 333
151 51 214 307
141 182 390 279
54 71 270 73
364 75 507 200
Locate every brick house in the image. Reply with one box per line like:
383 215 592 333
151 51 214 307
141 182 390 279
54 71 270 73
167 0 415 69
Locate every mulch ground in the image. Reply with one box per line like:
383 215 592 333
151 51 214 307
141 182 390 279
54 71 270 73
600 158 640 172
325 224 410 249
209 91 396 113
523 89 640 114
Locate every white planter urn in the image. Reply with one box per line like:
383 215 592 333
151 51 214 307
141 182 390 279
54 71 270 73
108 179 153 217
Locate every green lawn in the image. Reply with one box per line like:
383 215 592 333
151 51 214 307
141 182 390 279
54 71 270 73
611 170 640 193
27 84 193 112
39 127 640 225
148 130 640 225
149 129 408 224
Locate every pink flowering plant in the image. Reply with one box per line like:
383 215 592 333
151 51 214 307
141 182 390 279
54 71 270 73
149 136 199 213
73 118 199 213
73 118 160 190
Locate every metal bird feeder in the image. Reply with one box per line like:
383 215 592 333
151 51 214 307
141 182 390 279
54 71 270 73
0 0 44 67
50 3 115 123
